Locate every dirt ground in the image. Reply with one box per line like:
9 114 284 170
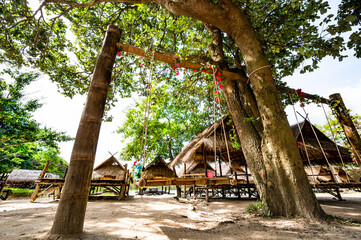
0 192 361 240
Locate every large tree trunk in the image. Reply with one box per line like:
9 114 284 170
223 79 270 208
49 25 121 235
225 6 325 219
160 0 325 219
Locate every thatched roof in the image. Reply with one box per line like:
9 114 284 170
170 115 246 168
170 116 351 168
93 156 126 180
291 120 351 165
143 157 175 180
7 169 59 183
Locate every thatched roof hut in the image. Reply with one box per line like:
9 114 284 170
93 156 126 180
169 115 245 170
7 169 59 183
142 157 175 180
291 120 351 165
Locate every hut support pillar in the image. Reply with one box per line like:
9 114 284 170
218 155 222 177
246 167 251 198
205 186 209 202
330 93 361 166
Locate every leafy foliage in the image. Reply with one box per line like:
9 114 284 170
327 0 361 57
117 72 216 163
0 0 358 164
0 69 71 175
317 112 361 147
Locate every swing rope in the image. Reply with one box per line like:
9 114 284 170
213 68 217 176
289 93 315 182
140 53 155 168
211 68 232 171
321 103 351 182
295 92 340 183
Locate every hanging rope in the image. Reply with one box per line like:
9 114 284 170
211 68 232 170
321 103 351 182
295 92 340 183
140 52 155 168
213 68 217 176
289 93 315 182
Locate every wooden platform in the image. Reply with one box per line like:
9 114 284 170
139 176 233 187
0 173 12 200
30 161 131 202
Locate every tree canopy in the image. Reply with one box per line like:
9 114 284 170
0 69 71 175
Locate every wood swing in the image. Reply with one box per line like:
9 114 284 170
289 91 361 200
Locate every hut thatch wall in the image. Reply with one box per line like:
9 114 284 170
142 157 175 180
93 156 126 180
7 169 59 183
291 120 351 165
170 115 246 169
304 166 332 184
177 161 215 178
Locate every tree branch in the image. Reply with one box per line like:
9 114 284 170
43 0 152 8
117 42 331 103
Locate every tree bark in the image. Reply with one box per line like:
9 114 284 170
49 25 121 235
330 93 361 166
159 0 325 219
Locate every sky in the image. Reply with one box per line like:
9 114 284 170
17 0 361 167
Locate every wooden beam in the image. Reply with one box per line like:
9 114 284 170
30 161 50 203
330 93 361 166
117 43 245 81
116 43 331 104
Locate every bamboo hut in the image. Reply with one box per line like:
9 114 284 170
7 169 59 183
291 120 352 165
170 115 245 177
142 157 175 180
93 156 126 180
170 116 358 186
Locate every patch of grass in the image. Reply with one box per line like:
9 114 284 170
9 188 34 195
328 215 361 226
245 201 264 213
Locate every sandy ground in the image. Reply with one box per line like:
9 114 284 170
0 192 361 240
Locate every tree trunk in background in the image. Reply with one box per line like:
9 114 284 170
160 0 325 219
330 93 361 166
50 25 121 235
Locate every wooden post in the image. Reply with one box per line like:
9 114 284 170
330 93 361 166
184 185 187 198
120 164 128 199
205 186 209 202
245 166 251 198
30 161 50 202
203 145 207 177
50 25 121 235
218 155 223 177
